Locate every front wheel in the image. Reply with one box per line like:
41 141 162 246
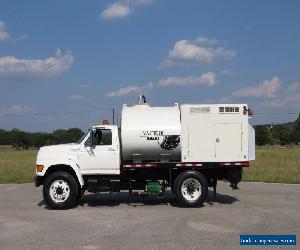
43 171 78 209
174 171 208 207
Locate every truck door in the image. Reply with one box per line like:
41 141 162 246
214 123 242 161
79 127 120 175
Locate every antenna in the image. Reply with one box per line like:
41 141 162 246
112 107 115 125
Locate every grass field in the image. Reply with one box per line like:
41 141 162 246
243 147 300 184
0 145 37 183
0 145 300 184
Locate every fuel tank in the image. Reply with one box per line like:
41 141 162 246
121 103 181 162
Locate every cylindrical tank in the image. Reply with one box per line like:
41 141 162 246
121 103 181 162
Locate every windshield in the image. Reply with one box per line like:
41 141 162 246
77 129 90 144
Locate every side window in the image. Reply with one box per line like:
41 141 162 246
94 129 112 146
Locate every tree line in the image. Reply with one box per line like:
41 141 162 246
0 128 84 149
0 115 299 149
254 116 300 145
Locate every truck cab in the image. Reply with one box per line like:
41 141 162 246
36 125 120 179
78 125 120 175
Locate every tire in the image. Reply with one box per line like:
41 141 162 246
43 171 78 209
174 170 208 207
77 190 83 200
171 175 179 194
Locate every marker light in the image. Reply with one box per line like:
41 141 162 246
248 108 253 117
243 106 254 117
36 165 44 172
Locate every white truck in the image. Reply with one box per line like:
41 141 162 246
35 95 255 209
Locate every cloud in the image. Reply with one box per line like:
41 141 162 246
261 81 300 108
262 93 300 108
160 37 235 67
288 82 300 91
0 20 28 43
0 104 33 116
232 77 300 109
100 0 154 20
158 72 216 87
0 20 10 42
107 72 216 98
194 37 220 45
106 82 153 97
232 76 281 98
0 49 74 79
100 3 131 20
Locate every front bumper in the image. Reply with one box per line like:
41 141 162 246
34 176 43 187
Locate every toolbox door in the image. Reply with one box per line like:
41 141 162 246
187 123 215 162
214 123 242 161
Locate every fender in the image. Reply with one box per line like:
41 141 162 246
36 159 84 187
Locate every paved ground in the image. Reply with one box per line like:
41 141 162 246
0 182 299 250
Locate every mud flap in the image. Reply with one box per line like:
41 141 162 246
226 167 242 190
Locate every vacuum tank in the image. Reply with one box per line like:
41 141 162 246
121 101 181 163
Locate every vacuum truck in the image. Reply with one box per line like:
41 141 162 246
35 95 255 209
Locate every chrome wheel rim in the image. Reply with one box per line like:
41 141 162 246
49 179 70 203
181 178 201 201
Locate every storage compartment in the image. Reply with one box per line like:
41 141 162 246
214 123 242 161
181 104 249 162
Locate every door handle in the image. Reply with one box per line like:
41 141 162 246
108 148 115 151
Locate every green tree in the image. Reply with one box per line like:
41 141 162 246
292 117 300 145
52 129 68 144
255 125 272 145
0 128 83 148
271 124 291 145
66 128 84 143
279 129 290 145
11 129 29 149
0 129 12 145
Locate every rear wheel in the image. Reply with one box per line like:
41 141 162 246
43 171 78 209
171 175 179 194
174 171 208 207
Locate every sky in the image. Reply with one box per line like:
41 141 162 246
0 0 300 132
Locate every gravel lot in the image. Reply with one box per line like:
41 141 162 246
0 182 299 250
